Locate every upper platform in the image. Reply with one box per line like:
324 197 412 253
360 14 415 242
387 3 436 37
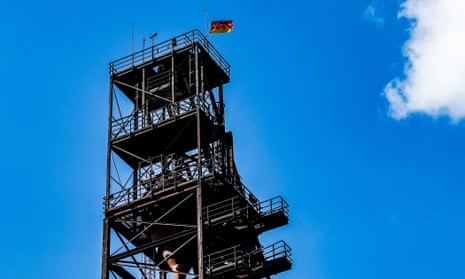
109 30 230 110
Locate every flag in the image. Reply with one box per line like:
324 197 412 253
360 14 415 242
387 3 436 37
209 20 234 34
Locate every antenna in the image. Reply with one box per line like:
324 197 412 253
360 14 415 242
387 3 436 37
205 9 209 36
132 25 135 65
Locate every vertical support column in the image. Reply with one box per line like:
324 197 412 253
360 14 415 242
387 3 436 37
194 42 204 279
219 85 224 126
133 69 145 202
171 42 176 104
218 84 226 173
135 81 139 130
102 78 114 279
101 219 110 279
194 42 200 107
132 168 138 202
142 68 146 127
196 106 204 279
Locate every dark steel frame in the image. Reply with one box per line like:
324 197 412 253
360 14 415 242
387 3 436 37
102 30 291 279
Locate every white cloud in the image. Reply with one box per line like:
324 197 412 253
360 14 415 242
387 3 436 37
362 1 385 26
383 0 465 122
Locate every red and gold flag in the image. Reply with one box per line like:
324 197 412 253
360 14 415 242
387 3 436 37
209 20 234 34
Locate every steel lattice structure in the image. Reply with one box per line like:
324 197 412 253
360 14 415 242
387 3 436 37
102 30 291 279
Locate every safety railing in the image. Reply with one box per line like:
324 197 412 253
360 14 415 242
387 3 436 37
261 240 292 264
107 152 226 209
205 240 291 277
257 196 289 219
109 29 230 78
203 196 288 228
111 94 215 140
205 245 244 276
204 196 252 226
106 150 275 212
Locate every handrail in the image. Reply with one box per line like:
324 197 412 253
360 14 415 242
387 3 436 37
111 95 216 140
204 245 243 276
257 196 289 218
204 196 250 226
111 94 215 140
107 148 289 214
205 240 292 276
203 195 289 228
261 240 292 263
109 29 230 78
107 152 226 209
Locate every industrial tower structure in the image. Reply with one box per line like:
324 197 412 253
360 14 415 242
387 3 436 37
102 30 291 279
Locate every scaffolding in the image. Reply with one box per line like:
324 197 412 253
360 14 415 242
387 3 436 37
102 29 291 279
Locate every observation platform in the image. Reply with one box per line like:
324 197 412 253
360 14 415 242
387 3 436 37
111 103 217 168
204 196 289 234
110 30 230 110
205 241 292 279
105 170 290 272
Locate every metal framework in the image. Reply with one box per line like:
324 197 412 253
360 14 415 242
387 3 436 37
102 29 291 279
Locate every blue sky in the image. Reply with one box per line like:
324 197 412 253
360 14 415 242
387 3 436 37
1 0 465 278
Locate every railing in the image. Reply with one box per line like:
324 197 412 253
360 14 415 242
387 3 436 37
203 195 289 228
257 196 289 219
106 153 287 214
107 152 225 209
261 240 292 264
109 29 230 78
205 240 292 277
205 245 244 276
111 94 215 140
204 196 252 226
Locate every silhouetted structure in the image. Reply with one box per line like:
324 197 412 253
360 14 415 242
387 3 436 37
102 30 291 279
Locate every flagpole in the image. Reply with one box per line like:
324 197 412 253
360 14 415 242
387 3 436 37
205 9 209 38
205 9 209 51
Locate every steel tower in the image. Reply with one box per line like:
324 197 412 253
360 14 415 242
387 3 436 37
102 30 291 279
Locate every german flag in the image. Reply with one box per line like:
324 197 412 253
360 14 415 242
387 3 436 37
209 20 234 34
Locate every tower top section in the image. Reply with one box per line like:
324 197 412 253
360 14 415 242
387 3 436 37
109 29 230 80
109 29 230 110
